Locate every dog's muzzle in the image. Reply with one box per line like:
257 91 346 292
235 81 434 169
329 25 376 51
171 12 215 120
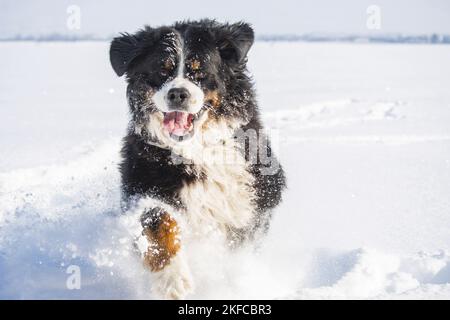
162 108 207 142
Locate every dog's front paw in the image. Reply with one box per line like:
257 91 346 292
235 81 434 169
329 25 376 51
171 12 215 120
152 253 194 300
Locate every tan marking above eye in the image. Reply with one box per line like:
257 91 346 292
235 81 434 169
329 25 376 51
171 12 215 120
190 59 201 71
164 59 174 70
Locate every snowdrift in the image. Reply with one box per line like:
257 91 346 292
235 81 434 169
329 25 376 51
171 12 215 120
1 42 450 299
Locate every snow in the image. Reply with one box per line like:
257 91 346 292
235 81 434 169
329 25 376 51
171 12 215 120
1 41 450 299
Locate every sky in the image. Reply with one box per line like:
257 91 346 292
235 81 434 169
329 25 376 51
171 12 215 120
1 0 450 38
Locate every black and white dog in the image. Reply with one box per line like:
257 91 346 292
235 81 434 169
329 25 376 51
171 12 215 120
110 19 285 299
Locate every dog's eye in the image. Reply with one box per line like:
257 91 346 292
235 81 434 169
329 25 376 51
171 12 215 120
139 74 153 86
194 72 206 81
160 59 174 78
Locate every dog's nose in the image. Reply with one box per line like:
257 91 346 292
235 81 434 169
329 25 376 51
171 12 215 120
167 87 190 106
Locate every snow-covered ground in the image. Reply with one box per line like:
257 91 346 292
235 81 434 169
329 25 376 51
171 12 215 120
1 41 450 299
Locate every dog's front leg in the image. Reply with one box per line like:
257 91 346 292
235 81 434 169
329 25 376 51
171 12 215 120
140 207 193 299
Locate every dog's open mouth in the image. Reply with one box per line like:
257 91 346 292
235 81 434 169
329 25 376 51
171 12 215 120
162 110 204 141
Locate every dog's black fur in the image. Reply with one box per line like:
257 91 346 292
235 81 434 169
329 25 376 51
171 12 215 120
110 19 285 242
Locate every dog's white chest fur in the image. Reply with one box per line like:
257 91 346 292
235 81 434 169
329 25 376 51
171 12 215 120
178 142 255 236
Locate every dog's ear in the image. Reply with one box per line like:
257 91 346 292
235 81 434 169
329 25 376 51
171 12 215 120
217 22 254 64
110 31 146 77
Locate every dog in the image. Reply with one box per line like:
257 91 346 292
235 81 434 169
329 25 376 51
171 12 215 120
110 19 285 299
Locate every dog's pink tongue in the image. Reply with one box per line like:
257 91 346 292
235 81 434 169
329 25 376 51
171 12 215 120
163 111 191 136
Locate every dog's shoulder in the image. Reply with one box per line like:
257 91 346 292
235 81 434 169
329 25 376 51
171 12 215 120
120 133 198 204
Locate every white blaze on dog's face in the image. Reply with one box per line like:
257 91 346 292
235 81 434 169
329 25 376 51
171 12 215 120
151 39 204 113
151 36 206 141
110 22 255 145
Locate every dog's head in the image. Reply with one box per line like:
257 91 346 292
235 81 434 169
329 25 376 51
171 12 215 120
110 20 255 147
